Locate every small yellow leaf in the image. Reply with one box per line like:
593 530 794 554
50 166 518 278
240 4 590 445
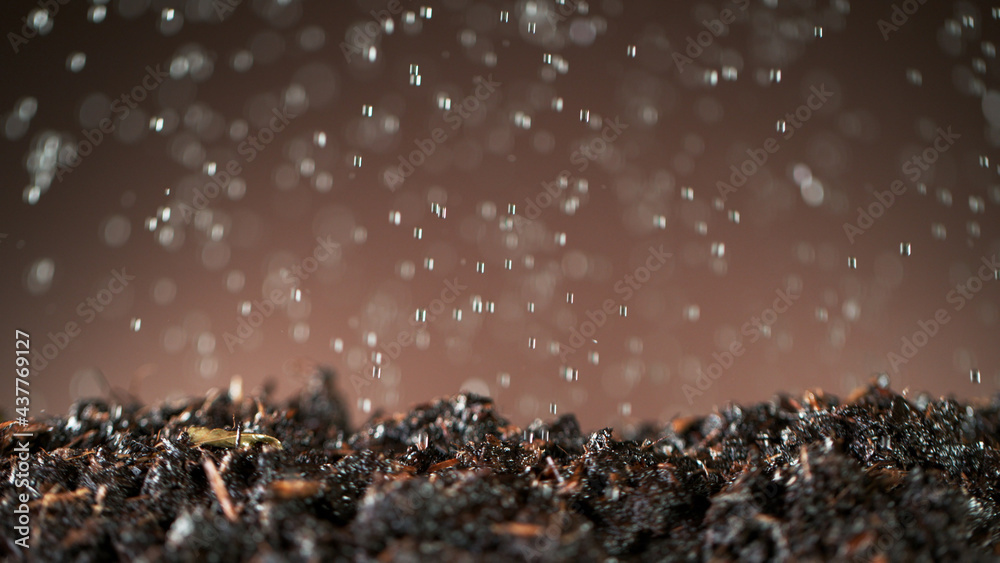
186 427 282 449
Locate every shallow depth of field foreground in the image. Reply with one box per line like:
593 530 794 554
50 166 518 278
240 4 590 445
2 370 999 561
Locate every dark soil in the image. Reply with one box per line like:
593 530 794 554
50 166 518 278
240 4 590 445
2 370 1000 562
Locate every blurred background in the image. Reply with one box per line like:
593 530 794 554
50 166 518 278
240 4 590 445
0 0 997 429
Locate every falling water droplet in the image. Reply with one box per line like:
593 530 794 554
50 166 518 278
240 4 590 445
561 365 578 382
67 52 87 72
967 221 981 238
685 305 700 322
89 5 106 23
877 373 890 388
969 195 985 213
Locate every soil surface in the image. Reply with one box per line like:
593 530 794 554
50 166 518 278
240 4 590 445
2 370 999 561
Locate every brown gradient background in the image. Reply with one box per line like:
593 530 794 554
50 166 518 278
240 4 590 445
0 0 997 430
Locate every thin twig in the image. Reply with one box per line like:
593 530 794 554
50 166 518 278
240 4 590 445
202 456 239 523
